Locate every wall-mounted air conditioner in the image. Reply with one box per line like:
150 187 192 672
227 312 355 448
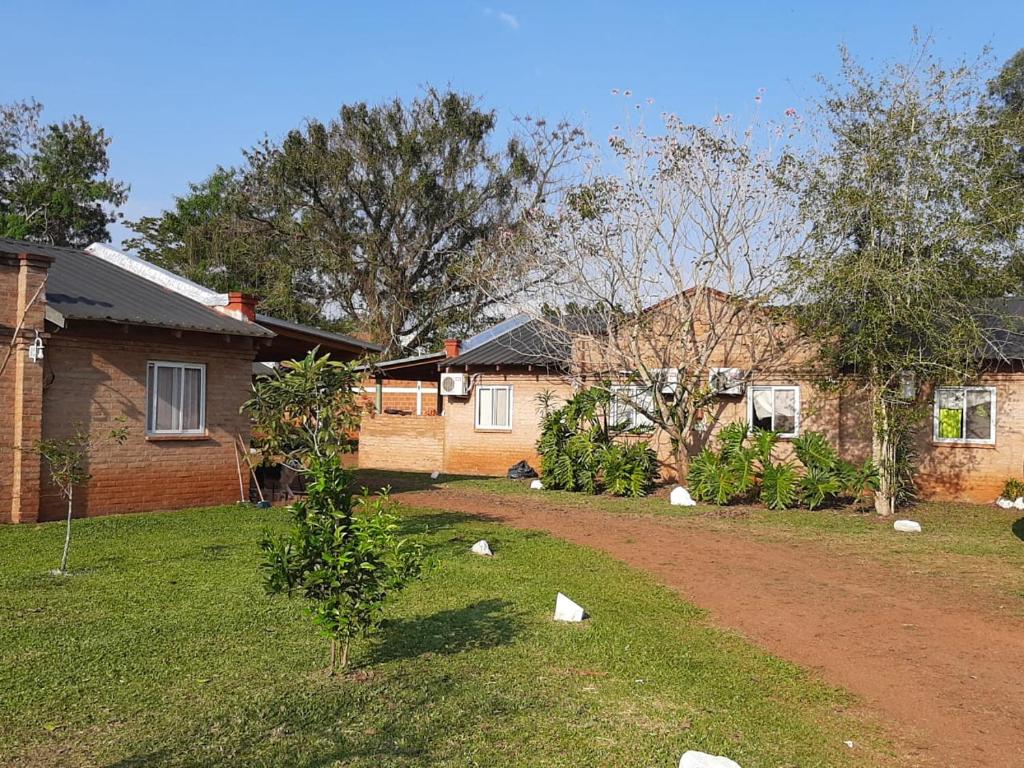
440 372 469 397
709 367 744 396
656 368 680 394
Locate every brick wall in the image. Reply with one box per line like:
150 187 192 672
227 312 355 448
38 322 256 521
442 372 573 476
358 377 440 415
0 251 50 524
359 413 445 472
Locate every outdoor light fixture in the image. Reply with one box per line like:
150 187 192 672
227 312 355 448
27 332 44 363
899 370 916 400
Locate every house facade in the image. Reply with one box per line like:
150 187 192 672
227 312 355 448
1 238 379 524
360 301 1024 504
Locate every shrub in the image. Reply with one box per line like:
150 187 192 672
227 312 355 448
536 387 658 497
1001 478 1024 500
688 422 878 511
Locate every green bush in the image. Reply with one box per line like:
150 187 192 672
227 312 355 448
1001 478 1024 500
536 388 658 497
688 422 879 511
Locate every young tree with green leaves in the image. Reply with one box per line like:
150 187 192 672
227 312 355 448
35 423 128 575
130 88 584 352
792 39 1024 514
0 100 128 246
245 350 423 673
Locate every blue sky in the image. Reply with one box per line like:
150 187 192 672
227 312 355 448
3 1 1023 246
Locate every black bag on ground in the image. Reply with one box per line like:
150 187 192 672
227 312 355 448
507 460 538 479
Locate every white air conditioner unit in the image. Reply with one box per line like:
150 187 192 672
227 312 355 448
709 367 744 396
440 372 468 397
656 368 680 394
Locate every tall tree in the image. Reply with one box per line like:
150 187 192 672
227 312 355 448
792 40 1023 515
129 88 583 351
125 169 323 324
492 110 812 482
0 100 128 247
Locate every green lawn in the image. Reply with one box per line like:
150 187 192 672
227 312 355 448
385 471 1024 606
1 504 892 767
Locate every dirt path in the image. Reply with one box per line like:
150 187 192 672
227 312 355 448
397 487 1024 768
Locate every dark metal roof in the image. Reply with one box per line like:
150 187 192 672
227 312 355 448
980 298 1024 360
1 237 273 338
443 317 575 369
255 313 383 353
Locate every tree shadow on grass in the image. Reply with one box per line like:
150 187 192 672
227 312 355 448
369 598 524 665
1012 517 1024 542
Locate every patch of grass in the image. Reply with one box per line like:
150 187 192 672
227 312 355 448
0 505 891 767
421 473 1024 605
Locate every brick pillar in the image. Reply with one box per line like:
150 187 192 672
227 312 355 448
1 250 53 524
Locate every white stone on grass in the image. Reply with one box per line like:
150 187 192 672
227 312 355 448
996 497 1015 509
553 592 586 622
430 470 440 480
679 751 741 768
893 519 922 533
670 486 697 506
530 479 544 490
470 540 493 557
1015 497 1024 510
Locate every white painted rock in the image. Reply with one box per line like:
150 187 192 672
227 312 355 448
1015 497 1024 510
670 486 697 506
893 519 922 533
430 470 440 480
996 497 1015 509
530 479 544 490
679 751 741 768
553 592 586 622
470 540 493 557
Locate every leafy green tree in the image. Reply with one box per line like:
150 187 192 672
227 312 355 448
0 100 128 246
124 169 324 324
984 48 1024 276
130 88 583 351
245 350 423 673
35 423 128 575
792 40 1023 514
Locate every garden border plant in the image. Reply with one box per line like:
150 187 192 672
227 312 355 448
687 422 879 510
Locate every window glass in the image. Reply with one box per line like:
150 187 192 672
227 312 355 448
935 387 993 443
751 388 774 432
476 386 511 429
148 362 206 434
774 389 796 435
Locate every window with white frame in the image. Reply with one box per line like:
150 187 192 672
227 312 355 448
476 385 512 430
610 385 654 431
749 385 800 437
147 361 206 434
933 386 995 444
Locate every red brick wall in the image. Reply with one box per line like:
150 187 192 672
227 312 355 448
38 322 256 521
0 251 50 524
442 372 573 476
359 413 445 472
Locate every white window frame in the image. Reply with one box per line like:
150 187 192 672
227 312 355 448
146 361 207 435
932 386 996 445
475 384 513 431
747 385 801 438
610 385 654 431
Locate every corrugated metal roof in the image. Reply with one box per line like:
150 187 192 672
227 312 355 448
255 313 383 352
1 237 273 338
443 318 575 369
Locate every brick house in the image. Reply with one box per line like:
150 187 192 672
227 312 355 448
1 238 378 524
359 299 1024 504
360 317 574 476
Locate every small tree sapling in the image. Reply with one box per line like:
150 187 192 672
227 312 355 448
35 423 128 575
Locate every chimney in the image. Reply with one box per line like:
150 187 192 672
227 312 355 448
443 338 462 358
225 291 257 322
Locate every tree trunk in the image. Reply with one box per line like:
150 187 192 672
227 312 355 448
340 639 350 670
872 390 896 516
328 638 337 676
674 441 691 486
59 488 73 574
